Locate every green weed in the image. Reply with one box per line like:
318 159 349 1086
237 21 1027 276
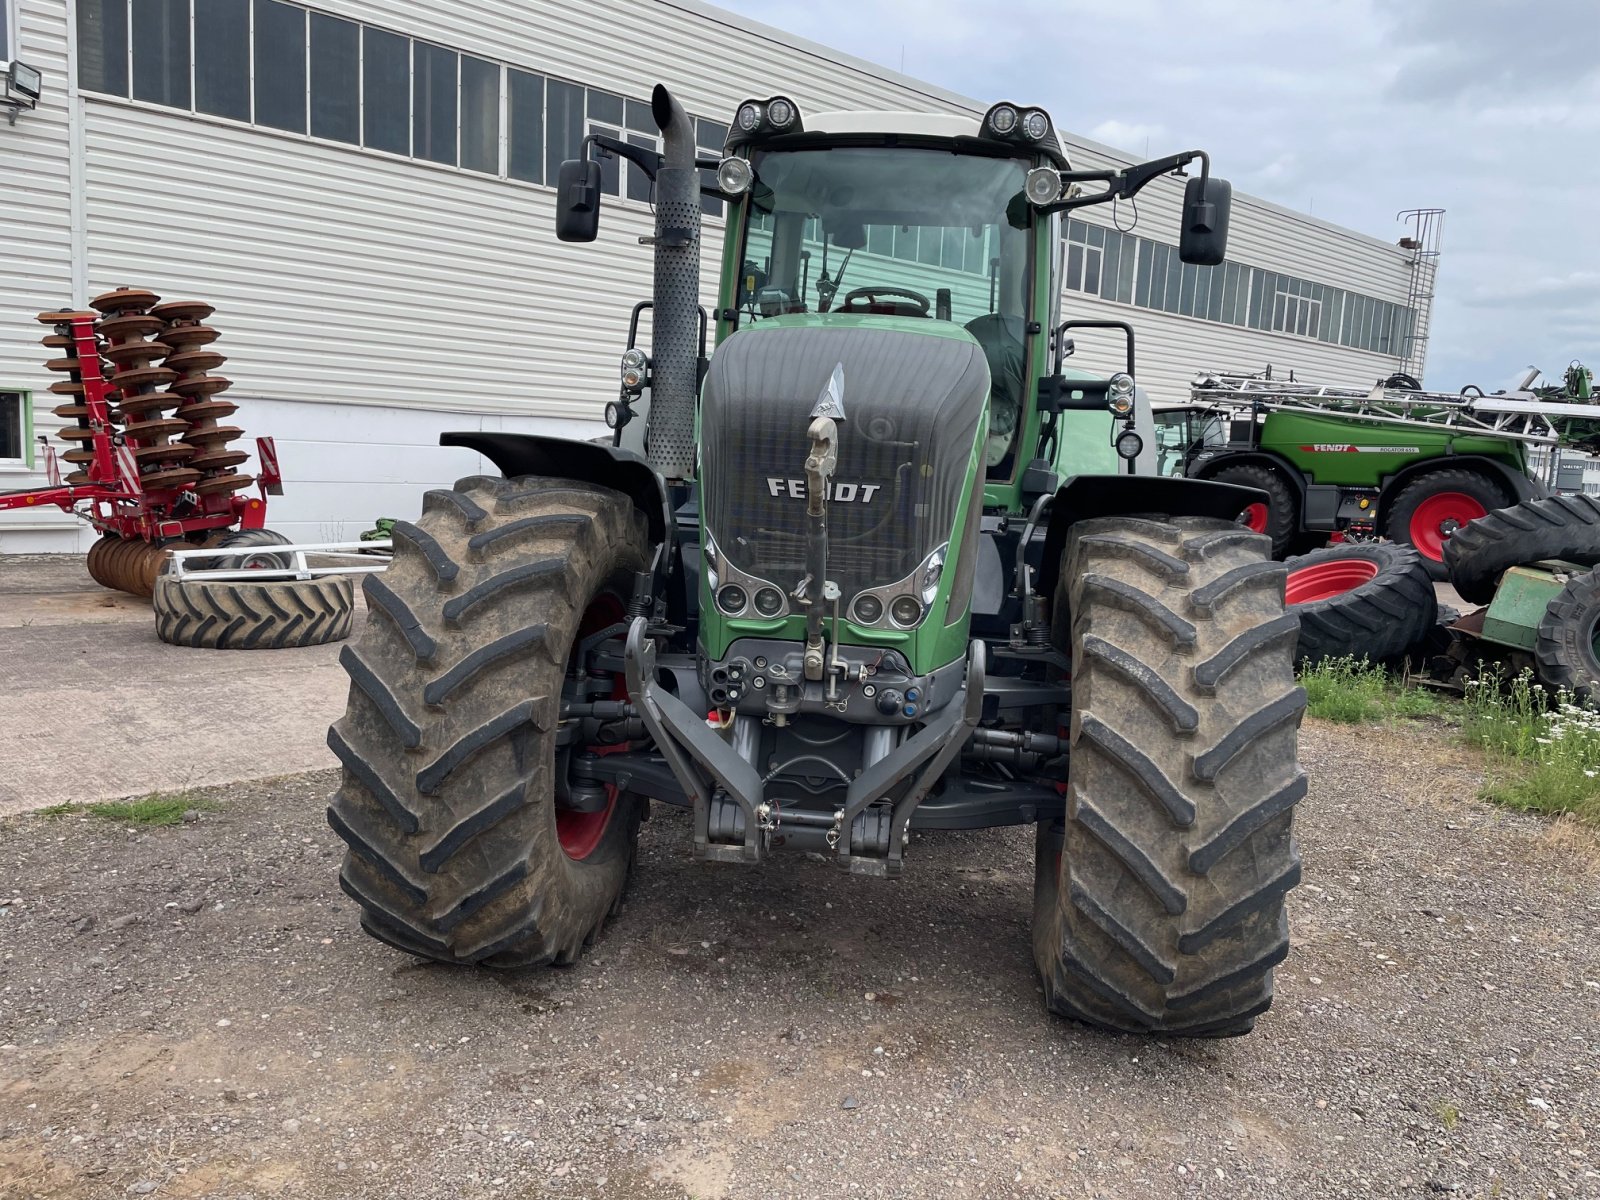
1461 668 1600 826
1298 656 1444 724
39 792 219 827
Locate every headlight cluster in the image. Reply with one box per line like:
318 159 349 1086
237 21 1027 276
732 95 803 139
1107 372 1136 416
704 534 789 620
983 102 1054 145
849 544 947 630
619 347 649 393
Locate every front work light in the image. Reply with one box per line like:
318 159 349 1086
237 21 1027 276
717 156 754 195
767 97 796 128
986 104 1018 136
736 102 762 132
1116 429 1144 461
1021 109 1051 140
1025 166 1063 207
1107 372 1136 415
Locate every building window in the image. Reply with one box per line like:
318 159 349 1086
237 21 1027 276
78 0 131 96
309 12 358 144
254 0 306 134
131 0 189 109
545 78 584 187
412 42 457 166
507 68 544 184
459 56 500 175
0 0 9 60
194 0 250 122
1065 221 1102 294
697 118 727 217
362 26 409 156
0 390 28 466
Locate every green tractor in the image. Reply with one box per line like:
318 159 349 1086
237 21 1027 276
326 86 1306 1037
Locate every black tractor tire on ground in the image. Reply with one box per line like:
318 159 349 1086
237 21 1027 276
1383 468 1515 581
326 474 650 968
152 573 354 649
1534 567 1600 698
1443 493 1600 605
1034 515 1306 1036
1283 542 1436 666
188 526 294 572
1207 463 1299 560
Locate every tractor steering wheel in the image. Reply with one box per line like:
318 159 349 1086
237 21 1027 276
838 287 932 316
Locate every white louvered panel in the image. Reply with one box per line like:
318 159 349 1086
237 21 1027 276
0 0 82 547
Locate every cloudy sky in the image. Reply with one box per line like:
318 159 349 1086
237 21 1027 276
712 0 1599 392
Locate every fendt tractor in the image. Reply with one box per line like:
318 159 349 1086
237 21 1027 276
326 86 1307 1036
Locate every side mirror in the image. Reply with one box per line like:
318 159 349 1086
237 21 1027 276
555 158 602 243
1178 175 1231 266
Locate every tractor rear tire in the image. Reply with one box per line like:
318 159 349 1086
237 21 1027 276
1534 567 1600 698
1383 469 1513 581
326 475 650 968
1209 463 1298 560
1443 493 1600 604
1283 542 1437 666
152 573 354 649
1035 516 1305 1036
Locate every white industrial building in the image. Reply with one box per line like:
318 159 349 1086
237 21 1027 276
0 0 1435 551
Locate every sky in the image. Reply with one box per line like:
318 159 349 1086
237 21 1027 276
710 0 1600 392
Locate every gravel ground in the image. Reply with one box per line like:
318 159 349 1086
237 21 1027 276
1 719 1597 1200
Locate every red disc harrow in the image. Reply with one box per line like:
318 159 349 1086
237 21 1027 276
0 291 284 596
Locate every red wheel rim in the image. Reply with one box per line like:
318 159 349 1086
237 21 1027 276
1239 502 1269 534
1285 558 1379 604
1408 491 1486 561
558 594 626 861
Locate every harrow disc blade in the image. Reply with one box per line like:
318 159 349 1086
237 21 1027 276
137 466 201 491
56 427 100 442
132 442 197 464
40 334 74 349
123 416 191 441
180 424 243 448
66 471 91 485
36 309 100 325
90 288 160 314
192 473 254 495
174 399 239 423
109 365 178 391
114 391 183 417
164 349 226 374
48 380 85 396
96 312 167 339
43 357 85 373
103 339 172 366
158 323 220 349
52 404 91 419
63 449 96 464
150 300 215 323
86 535 174 598
187 447 250 471
169 374 232 399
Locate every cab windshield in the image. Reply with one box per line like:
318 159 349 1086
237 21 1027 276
736 146 1034 468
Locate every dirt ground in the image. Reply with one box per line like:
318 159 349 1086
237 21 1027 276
2 717 1597 1200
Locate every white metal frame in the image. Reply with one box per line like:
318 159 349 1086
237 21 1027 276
165 538 391 583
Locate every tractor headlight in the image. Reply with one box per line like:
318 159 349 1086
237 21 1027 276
1108 372 1136 416
889 595 923 628
1025 166 1063 207
716 156 754 196
918 545 945 605
620 347 649 392
1116 429 1144 461
1021 109 1051 140
852 594 883 624
986 103 1018 136
735 102 762 132
717 584 748 615
766 97 797 129
753 586 785 617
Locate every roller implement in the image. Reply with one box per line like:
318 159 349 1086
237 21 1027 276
0 291 283 596
329 88 1307 1036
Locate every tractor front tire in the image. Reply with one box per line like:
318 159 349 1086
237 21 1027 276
326 475 650 968
1035 516 1306 1036
1534 566 1600 699
1209 463 1298 560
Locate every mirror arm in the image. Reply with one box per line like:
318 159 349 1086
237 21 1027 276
1039 150 1210 214
585 132 664 179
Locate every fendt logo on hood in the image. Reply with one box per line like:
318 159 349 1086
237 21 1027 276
767 478 883 502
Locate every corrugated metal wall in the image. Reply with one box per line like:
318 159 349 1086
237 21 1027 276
0 0 1425 551
0 0 79 545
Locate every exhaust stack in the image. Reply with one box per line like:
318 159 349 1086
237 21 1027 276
647 84 701 481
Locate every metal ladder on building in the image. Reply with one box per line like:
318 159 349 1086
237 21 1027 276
1396 208 1445 378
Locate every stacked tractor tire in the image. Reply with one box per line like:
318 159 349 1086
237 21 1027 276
1280 492 1600 698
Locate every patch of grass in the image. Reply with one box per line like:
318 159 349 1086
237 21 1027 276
1462 668 1600 827
1298 656 1446 724
1435 1100 1461 1130
39 791 219 827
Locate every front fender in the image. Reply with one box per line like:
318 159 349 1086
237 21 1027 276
441 432 672 545
1037 473 1264 600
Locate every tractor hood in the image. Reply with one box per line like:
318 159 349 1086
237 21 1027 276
699 318 990 607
